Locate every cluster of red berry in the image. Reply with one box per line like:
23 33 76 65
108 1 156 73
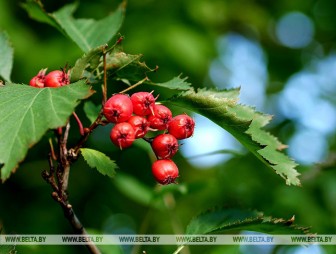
103 92 195 185
29 69 70 88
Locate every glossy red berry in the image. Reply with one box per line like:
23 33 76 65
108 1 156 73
148 104 172 130
128 115 149 138
110 122 135 149
103 94 133 123
152 134 178 159
152 159 179 185
29 68 47 88
130 91 156 116
44 70 70 87
168 114 195 140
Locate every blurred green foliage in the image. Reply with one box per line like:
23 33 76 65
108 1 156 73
1 0 336 254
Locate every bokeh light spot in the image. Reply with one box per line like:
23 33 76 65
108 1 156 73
276 12 314 48
180 113 243 168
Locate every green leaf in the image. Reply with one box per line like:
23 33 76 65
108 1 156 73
72 45 154 85
21 1 61 32
80 148 117 177
106 46 154 82
0 81 92 181
106 50 141 74
151 75 192 91
170 88 300 186
53 2 125 52
22 1 125 52
186 208 310 235
0 32 13 82
83 101 101 124
71 45 105 82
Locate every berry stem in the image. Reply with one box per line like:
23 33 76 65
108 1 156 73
72 108 105 156
116 35 124 45
120 76 149 94
72 112 85 136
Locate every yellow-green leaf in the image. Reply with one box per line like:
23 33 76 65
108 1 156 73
80 148 117 178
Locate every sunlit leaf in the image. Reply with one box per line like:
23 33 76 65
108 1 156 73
170 88 300 186
80 148 117 177
0 81 92 181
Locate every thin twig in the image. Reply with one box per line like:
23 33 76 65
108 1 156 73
102 46 108 106
41 153 58 192
120 77 149 94
172 245 185 254
61 122 71 193
163 193 190 254
48 138 57 161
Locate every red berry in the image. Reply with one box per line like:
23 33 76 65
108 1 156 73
152 159 179 185
128 115 149 139
110 122 135 149
130 91 156 116
152 134 178 159
103 94 133 123
29 68 47 88
148 104 172 130
168 114 195 139
44 70 70 87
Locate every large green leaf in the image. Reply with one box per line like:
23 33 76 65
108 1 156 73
170 88 300 186
80 148 117 178
0 81 92 181
22 1 125 53
0 32 13 82
52 2 124 52
186 208 310 235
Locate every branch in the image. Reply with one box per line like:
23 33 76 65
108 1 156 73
42 124 102 254
53 191 101 254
